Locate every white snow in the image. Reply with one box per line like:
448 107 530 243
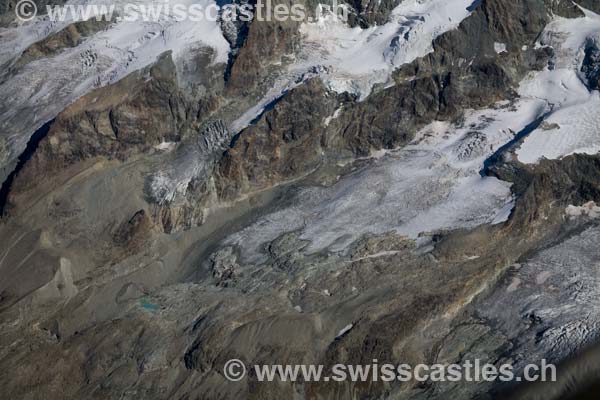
491 199 515 225
297 0 475 99
154 141 177 151
231 0 476 132
535 271 552 285
517 94 600 162
494 42 507 54
352 250 401 261
516 10 600 163
0 0 229 177
323 106 342 127
566 201 600 218
336 323 354 339
224 98 547 261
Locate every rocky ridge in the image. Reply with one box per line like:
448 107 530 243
0 0 600 399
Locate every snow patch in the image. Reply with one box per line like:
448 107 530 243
154 141 177 151
0 0 229 177
296 0 475 99
517 11 600 163
336 323 354 339
506 277 522 293
491 199 515 225
323 107 342 127
535 271 552 285
223 98 547 261
494 42 507 54
566 201 600 219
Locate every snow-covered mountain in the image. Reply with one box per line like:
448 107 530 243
1 0 600 399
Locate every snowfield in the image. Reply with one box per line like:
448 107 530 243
477 224 600 366
231 0 476 131
2 1 600 259
298 0 475 99
224 98 547 262
225 6 600 261
517 94 600 162
0 0 229 181
517 9 600 163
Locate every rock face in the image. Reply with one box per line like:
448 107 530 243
225 1 300 93
1 0 600 399
10 20 111 69
344 0 398 27
216 78 346 199
4 54 187 204
145 119 233 232
582 38 600 90
337 0 553 153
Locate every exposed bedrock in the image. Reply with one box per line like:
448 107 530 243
2 54 187 211
214 0 558 200
169 153 600 400
2 150 597 399
330 0 558 155
10 20 112 71
215 78 351 200
224 0 301 94
582 37 600 91
0 0 571 227
1 1 600 398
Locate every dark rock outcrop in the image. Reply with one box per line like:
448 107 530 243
328 0 554 156
582 38 600 90
6 54 188 198
225 0 300 94
13 20 112 69
216 78 347 199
